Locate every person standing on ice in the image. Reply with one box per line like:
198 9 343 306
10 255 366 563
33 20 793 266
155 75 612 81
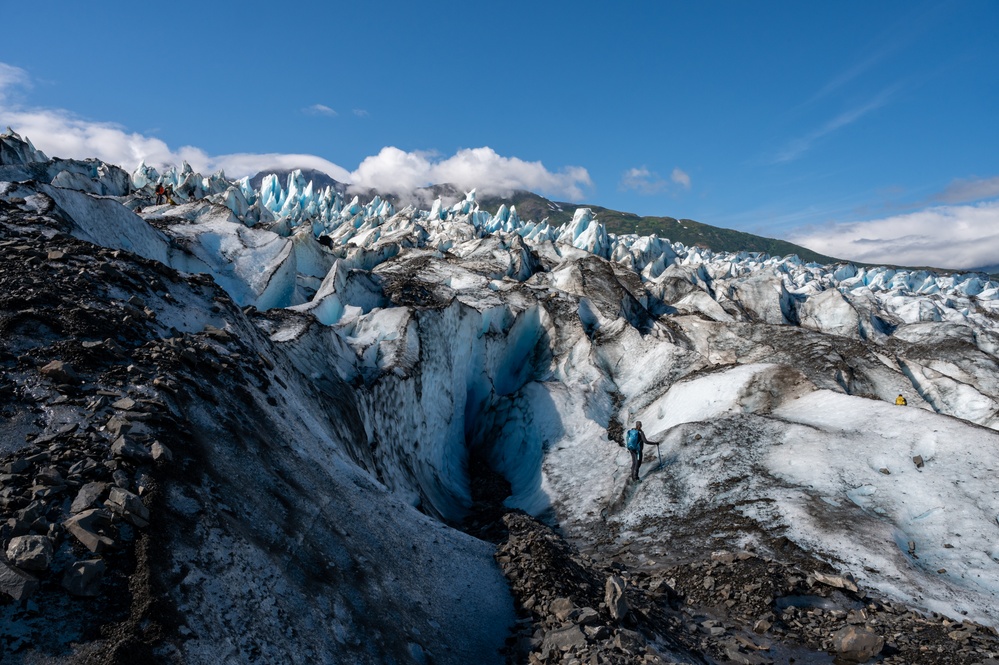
895 394 907 406
155 183 166 205
625 421 657 482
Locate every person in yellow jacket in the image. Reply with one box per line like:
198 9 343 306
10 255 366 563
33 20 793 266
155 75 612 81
895 394 907 406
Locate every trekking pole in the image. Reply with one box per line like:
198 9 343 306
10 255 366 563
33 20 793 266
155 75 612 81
656 442 663 470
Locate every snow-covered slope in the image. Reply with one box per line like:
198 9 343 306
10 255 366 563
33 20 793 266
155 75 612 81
3 128 999 662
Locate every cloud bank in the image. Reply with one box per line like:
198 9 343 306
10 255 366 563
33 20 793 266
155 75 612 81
1 105 356 182
350 146 591 199
789 200 999 270
0 63 590 201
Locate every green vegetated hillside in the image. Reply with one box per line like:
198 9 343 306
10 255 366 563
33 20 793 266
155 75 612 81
477 190 841 265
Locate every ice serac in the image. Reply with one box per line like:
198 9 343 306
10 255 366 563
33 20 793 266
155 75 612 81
558 207 611 258
145 203 298 309
0 128 48 165
1 130 133 195
798 287 861 337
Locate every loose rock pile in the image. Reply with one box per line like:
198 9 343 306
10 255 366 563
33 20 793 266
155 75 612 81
659 545 999 664
495 512 999 665
0 199 200 659
495 512 701 664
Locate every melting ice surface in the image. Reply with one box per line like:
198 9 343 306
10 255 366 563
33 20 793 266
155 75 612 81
4 129 999 634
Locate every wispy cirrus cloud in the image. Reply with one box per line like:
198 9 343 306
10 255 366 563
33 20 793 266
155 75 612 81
798 5 937 110
0 63 29 104
620 166 691 195
353 109 369 118
303 104 337 117
802 50 892 108
772 84 901 164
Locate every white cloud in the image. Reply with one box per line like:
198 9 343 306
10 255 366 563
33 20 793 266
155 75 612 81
0 63 29 104
0 64 589 199
0 105 354 181
620 166 691 195
209 153 352 182
3 107 187 167
303 104 337 117
936 175 999 204
671 167 691 190
788 200 999 270
349 146 591 200
620 167 667 194
353 109 369 118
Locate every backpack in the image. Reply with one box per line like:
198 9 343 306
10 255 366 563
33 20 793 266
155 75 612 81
625 428 640 452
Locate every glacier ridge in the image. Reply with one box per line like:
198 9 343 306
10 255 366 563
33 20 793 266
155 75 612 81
3 127 999 660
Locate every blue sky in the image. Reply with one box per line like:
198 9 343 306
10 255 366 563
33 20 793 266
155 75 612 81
2 1 998 269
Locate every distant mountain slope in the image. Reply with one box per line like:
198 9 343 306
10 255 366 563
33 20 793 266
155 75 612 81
477 190 841 264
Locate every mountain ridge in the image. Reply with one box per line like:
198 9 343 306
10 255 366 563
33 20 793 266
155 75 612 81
476 190 843 265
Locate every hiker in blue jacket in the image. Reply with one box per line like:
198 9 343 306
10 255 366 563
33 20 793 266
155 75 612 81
625 421 658 482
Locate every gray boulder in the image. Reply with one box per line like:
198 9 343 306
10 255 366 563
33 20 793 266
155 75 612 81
0 559 39 601
6 535 53 571
541 624 586 654
151 440 173 462
613 628 646 654
71 481 109 514
110 435 152 462
62 559 106 597
63 509 115 552
832 625 885 663
605 575 629 621
107 487 150 527
39 360 79 384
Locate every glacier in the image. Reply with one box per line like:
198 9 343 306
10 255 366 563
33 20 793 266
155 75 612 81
2 127 999 663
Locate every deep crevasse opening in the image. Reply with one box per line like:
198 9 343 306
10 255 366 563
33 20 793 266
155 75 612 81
352 301 561 522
